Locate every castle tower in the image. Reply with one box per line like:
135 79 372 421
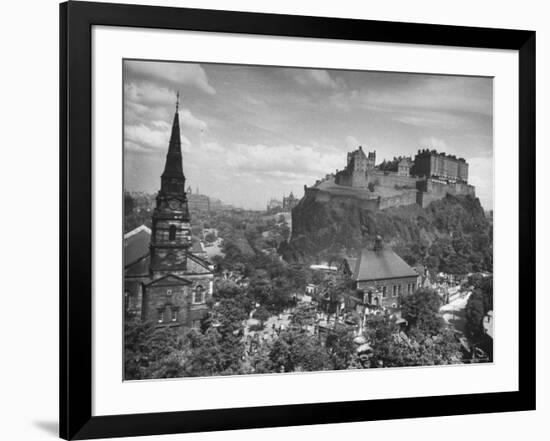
367 150 376 169
149 93 192 276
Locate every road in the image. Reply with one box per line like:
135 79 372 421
439 292 471 333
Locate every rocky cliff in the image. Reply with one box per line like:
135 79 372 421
282 193 492 274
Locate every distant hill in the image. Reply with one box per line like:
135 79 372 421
281 193 492 274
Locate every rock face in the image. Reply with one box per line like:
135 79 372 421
283 192 491 272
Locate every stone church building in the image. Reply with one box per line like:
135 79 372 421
341 237 420 309
124 97 214 328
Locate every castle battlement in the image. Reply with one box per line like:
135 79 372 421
314 146 475 211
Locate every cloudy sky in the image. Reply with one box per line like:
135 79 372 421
124 60 493 210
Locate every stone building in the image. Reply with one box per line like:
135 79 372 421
397 157 413 176
124 96 214 328
342 237 419 308
413 149 469 183
186 186 211 213
334 146 376 188
308 145 475 211
282 192 299 212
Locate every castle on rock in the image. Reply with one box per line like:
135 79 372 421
305 146 475 210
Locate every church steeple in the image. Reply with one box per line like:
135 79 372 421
150 92 192 276
160 92 185 192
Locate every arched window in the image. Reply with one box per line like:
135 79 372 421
169 225 176 240
157 308 165 323
193 285 204 304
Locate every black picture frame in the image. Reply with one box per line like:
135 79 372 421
60 1 536 439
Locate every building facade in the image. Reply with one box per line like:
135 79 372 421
124 97 214 328
342 237 419 309
282 192 299 212
413 149 469 183
335 146 376 188
186 187 211 213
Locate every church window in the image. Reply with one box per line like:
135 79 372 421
158 309 164 323
171 308 177 322
193 285 205 304
169 225 176 240
166 289 172 296
382 286 387 298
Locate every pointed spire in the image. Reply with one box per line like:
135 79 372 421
161 92 184 179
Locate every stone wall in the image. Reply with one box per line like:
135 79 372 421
417 179 476 208
305 187 380 211
367 170 419 189
142 275 212 328
378 190 418 210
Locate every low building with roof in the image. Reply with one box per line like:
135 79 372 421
341 236 420 308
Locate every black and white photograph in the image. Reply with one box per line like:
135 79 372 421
123 59 494 380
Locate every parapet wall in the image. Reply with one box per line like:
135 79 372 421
305 187 380 210
367 170 419 189
417 179 476 208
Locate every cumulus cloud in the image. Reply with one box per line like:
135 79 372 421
179 108 207 132
345 135 360 150
125 60 216 95
125 123 190 153
226 143 343 181
125 82 208 142
419 136 448 151
285 69 343 90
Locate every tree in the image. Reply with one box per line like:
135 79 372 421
267 330 333 372
179 328 225 377
464 290 487 338
325 324 357 369
205 297 248 375
215 280 253 315
363 314 400 367
204 231 216 243
124 321 181 380
464 276 493 339
124 192 135 215
253 305 271 323
363 315 461 368
399 289 443 336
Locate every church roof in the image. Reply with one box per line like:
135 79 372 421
348 247 418 282
124 225 151 267
144 273 193 287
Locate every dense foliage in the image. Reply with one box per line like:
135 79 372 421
464 276 493 339
287 194 492 274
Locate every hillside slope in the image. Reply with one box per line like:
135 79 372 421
282 194 492 274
